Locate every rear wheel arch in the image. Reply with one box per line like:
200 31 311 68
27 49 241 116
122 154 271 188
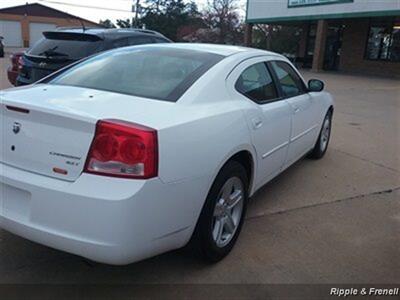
227 150 254 194
188 158 251 261
207 149 255 197
190 149 255 238
203 148 256 209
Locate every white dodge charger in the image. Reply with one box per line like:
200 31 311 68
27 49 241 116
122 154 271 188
0 44 333 265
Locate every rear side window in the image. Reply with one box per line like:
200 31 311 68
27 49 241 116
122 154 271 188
128 36 155 45
153 37 170 43
49 47 223 102
112 38 129 48
270 61 306 98
28 32 102 60
112 36 169 48
235 62 278 103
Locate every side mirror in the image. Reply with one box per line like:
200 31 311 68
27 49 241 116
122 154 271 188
308 79 324 92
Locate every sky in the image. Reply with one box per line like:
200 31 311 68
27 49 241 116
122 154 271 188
0 0 246 23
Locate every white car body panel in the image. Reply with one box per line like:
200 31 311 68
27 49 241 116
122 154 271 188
1 163 210 264
226 56 293 190
0 44 334 264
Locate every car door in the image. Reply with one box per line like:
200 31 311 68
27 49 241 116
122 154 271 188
228 58 292 188
269 60 320 165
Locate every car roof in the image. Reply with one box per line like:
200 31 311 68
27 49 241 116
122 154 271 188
48 27 169 40
139 43 283 57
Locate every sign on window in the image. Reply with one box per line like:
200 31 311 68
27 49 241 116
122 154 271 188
288 0 353 8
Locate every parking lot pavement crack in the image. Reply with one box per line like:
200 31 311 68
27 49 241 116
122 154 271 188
246 187 400 221
332 148 400 173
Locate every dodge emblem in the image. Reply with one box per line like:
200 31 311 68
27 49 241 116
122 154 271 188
13 122 21 134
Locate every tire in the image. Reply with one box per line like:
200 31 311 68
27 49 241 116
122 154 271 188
191 160 248 262
309 109 333 159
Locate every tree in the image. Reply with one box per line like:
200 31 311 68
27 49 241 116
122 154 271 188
202 0 243 44
253 25 302 56
116 19 132 28
138 0 244 44
140 0 203 41
99 19 116 28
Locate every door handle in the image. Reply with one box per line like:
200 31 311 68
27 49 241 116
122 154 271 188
252 118 263 130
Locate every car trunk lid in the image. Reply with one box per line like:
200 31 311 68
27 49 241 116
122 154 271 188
0 84 175 182
1 100 95 182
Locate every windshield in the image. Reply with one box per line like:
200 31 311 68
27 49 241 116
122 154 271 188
48 47 224 102
29 35 102 60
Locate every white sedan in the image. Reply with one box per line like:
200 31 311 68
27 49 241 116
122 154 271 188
0 44 333 265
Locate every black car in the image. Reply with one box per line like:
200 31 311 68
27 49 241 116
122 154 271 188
16 28 171 86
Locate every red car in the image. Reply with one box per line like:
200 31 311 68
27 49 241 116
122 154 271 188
7 52 23 86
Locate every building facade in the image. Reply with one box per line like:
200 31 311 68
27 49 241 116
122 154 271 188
0 3 100 48
245 0 400 77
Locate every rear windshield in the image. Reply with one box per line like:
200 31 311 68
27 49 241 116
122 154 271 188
48 47 224 102
29 33 102 60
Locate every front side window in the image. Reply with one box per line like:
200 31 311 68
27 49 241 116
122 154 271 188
365 20 400 62
48 47 223 102
235 62 278 103
306 24 317 56
270 61 306 98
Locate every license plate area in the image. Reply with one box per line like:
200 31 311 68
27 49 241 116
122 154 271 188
1 182 31 221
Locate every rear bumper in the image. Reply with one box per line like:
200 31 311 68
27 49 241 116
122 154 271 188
15 75 32 86
0 163 209 264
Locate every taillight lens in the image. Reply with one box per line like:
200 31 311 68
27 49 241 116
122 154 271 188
18 56 24 69
84 119 158 179
10 54 18 70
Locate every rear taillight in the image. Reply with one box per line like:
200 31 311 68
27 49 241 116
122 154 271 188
10 54 18 70
84 119 158 179
18 56 24 70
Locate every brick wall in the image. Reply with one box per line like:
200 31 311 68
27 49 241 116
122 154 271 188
340 18 400 77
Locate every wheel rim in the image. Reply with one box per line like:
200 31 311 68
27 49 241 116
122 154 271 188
320 115 331 151
212 176 244 248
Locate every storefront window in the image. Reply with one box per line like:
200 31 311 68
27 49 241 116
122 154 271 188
365 20 400 62
306 24 317 56
390 25 400 61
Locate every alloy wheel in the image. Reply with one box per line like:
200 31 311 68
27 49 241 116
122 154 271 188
320 115 331 151
212 176 244 248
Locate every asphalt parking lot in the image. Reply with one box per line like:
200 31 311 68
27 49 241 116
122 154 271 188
0 55 399 286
